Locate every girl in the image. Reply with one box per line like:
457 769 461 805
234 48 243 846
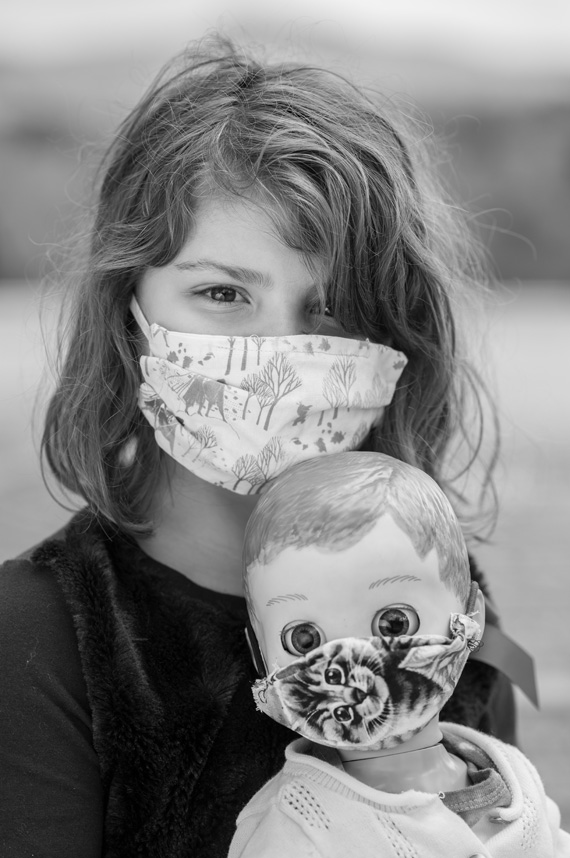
1 35 514 858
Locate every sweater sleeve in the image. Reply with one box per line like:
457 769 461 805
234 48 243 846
229 773 322 858
547 797 570 858
0 556 104 858
506 735 570 856
229 802 322 858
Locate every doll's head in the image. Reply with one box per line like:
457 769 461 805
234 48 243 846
243 452 483 750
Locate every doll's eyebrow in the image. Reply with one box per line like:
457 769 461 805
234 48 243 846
174 259 274 288
368 575 421 589
266 593 309 607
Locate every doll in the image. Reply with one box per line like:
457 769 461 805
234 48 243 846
230 452 569 858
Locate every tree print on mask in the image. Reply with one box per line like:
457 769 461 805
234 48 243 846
225 336 237 375
252 354 303 430
141 386 180 453
319 356 357 425
182 424 218 460
225 335 266 375
251 335 266 366
232 436 286 492
363 372 391 408
240 375 258 419
240 338 249 371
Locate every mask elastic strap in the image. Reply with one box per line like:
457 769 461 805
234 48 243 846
245 617 268 677
465 581 479 615
129 295 152 340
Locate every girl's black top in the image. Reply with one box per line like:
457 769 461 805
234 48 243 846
0 510 511 858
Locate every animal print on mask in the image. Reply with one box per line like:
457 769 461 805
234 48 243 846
278 637 448 748
252 618 480 751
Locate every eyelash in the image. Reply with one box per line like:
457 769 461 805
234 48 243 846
195 286 331 317
196 286 249 306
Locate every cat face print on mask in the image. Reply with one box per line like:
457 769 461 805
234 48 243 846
252 614 481 751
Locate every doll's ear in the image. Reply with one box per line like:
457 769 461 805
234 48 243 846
465 581 485 637
465 581 486 637
474 588 486 637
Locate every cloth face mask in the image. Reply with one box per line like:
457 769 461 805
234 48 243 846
252 613 481 751
130 298 407 494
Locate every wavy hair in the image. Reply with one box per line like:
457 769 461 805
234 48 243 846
42 35 498 536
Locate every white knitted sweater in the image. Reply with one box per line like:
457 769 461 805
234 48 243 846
229 723 570 858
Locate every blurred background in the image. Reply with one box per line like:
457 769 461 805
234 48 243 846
1 0 569 826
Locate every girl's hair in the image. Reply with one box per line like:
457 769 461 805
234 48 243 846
42 34 498 537
243 452 471 622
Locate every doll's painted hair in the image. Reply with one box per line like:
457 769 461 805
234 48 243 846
42 35 497 535
243 452 471 621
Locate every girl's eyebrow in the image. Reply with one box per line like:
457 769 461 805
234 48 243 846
173 258 274 288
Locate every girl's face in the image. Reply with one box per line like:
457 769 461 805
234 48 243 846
137 194 345 338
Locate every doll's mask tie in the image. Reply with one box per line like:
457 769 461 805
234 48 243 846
252 612 481 751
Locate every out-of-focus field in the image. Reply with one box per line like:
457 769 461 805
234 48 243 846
0 279 569 826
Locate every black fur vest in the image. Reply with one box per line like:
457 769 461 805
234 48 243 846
33 511 500 858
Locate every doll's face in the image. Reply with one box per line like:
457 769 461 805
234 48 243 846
247 513 464 671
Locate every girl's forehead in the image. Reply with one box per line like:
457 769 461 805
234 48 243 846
191 179 329 276
172 194 322 281
171 190 327 290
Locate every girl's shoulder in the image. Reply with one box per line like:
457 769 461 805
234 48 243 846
1 513 95 636
0 522 87 693
0 526 104 857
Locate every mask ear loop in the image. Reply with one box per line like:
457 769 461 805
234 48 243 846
465 581 484 653
245 617 268 677
129 295 152 340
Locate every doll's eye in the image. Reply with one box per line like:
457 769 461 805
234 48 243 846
372 605 420 637
281 621 325 656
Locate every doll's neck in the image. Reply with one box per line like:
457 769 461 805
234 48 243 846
336 720 469 794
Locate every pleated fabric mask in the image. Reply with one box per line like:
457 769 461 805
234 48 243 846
130 297 407 494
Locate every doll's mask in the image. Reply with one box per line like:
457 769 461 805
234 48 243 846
252 612 481 751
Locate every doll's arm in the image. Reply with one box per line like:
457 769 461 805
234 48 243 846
512 741 570 857
229 801 321 858
545 795 570 856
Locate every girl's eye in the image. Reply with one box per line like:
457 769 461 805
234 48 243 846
201 286 246 304
308 305 332 316
372 605 420 637
281 621 325 656
306 306 345 335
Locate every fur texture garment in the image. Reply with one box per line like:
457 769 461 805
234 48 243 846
32 510 503 858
